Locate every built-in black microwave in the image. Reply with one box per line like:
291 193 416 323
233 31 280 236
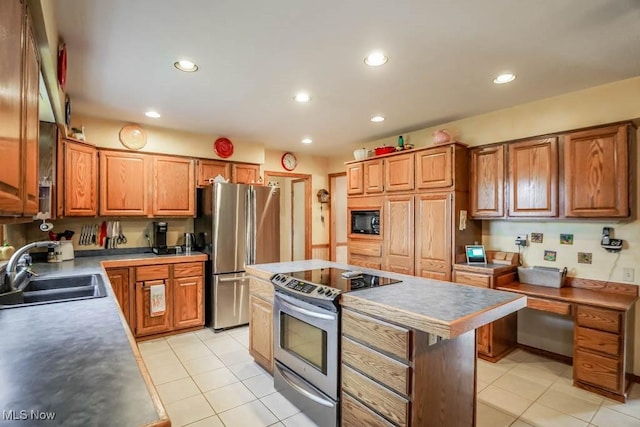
351 210 380 235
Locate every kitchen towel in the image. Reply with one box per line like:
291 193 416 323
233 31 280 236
150 284 166 317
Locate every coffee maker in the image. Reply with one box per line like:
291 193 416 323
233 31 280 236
152 221 168 255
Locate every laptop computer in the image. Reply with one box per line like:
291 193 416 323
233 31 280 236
465 245 487 264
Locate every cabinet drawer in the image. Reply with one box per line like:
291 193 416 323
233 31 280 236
349 241 382 257
136 265 169 281
174 262 203 278
527 297 572 315
576 306 621 333
342 337 410 396
342 365 409 427
349 258 382 270
454 271 490 288
576 326 620 357
342 309 410 362
342 392 394 427
574 349 621 392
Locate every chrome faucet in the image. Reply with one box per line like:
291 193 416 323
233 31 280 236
2 241 60 293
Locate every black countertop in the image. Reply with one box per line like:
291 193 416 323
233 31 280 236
0 252 203 426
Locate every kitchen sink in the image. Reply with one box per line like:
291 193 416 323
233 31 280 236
0 274 107 308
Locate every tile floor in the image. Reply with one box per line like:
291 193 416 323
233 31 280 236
139 328 640 427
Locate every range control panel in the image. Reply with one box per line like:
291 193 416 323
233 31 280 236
271 273 343 302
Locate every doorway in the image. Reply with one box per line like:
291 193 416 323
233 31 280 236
329 172 347 263
264 171 312 261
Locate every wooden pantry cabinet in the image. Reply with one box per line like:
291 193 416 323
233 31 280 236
347 143 480 279
0 0 40 217
563 124 630 218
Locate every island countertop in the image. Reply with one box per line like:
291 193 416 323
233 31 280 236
0 251 206 427
247 259 527 338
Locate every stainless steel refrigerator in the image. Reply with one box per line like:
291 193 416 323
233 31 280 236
195 182 280 330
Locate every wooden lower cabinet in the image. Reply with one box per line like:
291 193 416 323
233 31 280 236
573 304 631 401
249 294 273 373
341 308 476 427
453 263 518 361
106 261 205 338
135 278 172 337
106 268 131 326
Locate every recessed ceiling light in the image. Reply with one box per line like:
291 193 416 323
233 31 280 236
145 111 161 118
301 138 312 144
370 115 385 122
364 51 388 67
294 92 311 103
174 60 199 72
493 73 516 84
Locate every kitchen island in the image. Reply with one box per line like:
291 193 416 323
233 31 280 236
247 259 527 427
0 252 206 427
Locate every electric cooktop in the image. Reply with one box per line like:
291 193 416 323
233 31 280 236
285 268 401 292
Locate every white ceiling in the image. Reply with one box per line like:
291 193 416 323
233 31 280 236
54 0 640 156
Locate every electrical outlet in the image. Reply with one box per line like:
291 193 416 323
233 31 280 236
623 268 635 282
515 234 527 247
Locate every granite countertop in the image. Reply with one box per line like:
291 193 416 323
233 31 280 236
0 251 206 427
247 259 527 339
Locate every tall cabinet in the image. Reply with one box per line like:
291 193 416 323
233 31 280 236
0 0 39 217
347 143 481 280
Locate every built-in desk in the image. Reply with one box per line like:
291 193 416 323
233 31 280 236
497 278 638 402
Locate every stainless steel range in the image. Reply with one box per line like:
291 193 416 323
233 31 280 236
271 268 401 427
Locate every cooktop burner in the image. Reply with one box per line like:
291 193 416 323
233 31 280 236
284 268 401 293
271 268 402 311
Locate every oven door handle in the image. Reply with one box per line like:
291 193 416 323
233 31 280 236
277 296 336 321
275 364 336 408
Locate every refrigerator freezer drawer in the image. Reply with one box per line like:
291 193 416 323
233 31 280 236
212 273 250 330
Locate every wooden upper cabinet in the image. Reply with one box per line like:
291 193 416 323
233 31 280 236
416 146 453 190
470 145 505 218
346 163 364 195
63 141 98 216
0 0 25 215
508 137 558 217
385 153 414 192
364 159 384 194
414 192 452 281
232 163 260 184
152 155 195 216
22 18 39 216
383 195 414 275
198 159 230 186
100 150 149 216
563 124 629 218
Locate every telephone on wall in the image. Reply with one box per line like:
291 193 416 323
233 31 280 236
601 227 623 252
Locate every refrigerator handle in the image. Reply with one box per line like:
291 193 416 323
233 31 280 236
245 188 252 266
250 187 257 264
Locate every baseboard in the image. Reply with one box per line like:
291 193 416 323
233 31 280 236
517 343 573 365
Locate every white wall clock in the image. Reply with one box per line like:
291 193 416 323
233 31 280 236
281 152 297 171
